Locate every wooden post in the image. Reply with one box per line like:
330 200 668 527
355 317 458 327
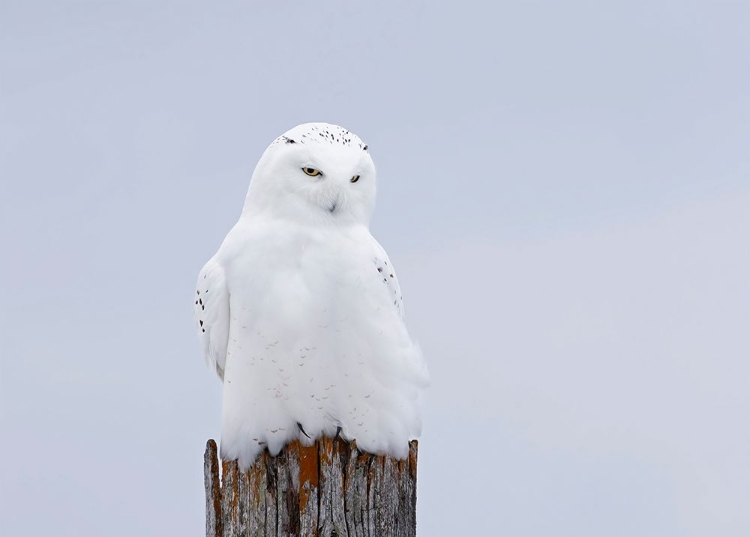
204 437 419 537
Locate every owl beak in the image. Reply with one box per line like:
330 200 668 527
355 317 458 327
328 192 341 213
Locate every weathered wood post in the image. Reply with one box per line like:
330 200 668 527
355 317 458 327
204 437 419 537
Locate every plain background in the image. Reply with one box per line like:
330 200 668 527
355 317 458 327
1 1 749 535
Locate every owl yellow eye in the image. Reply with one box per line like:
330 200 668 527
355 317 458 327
350 175 360 183
302 167 322 177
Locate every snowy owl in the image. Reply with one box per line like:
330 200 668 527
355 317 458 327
194 123 428 468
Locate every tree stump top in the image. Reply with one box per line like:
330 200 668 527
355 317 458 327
204 437 419 537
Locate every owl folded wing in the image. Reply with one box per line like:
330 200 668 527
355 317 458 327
194 256 230 380
369 236 405 321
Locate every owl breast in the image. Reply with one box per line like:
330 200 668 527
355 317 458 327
217 220 424 467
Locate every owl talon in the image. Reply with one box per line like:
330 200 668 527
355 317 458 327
297 422 311 439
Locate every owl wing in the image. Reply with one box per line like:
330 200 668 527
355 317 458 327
194 256 230 380
369 236 406 320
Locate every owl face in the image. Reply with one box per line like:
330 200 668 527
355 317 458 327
243 123 376 226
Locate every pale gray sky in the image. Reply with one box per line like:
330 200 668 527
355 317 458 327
1 1 748 535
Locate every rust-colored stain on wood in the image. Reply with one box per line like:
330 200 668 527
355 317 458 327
248 455 265 509
357 449 371 464
408 440 418 479
225 460 239 518
297 442 318 510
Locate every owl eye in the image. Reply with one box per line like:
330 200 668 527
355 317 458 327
351 175 360 183
302 167 322 177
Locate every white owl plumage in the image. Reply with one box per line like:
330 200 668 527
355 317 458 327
194 123 428 468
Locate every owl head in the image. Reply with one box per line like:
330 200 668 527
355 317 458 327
242 123 376 226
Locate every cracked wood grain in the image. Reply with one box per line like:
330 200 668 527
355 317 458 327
204 438 418 536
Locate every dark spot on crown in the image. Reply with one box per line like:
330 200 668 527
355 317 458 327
377 267 383 273
202 328 206 333
283 136 296 144
363 144 368 151
200 320 204 326
389 274 394 278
